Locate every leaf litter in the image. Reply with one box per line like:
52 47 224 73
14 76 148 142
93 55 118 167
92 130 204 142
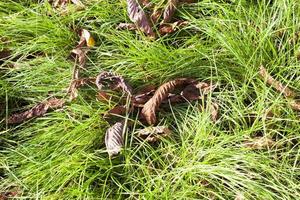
259 65 299 111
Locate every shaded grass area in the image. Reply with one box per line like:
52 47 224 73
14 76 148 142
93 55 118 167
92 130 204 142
0 0 299 199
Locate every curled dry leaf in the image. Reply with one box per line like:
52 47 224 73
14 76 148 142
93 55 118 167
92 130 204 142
132 85 156 107
243 137 275 150
161 0 178 24
76 29 95 48
96 71 133 96
137 126 171 142
7 98 65 124
127 0 155 37
67 77 96 101
105 121 125 157
141 78 196 125
259 66 296 98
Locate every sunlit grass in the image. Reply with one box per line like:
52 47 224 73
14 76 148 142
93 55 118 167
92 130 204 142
0 0 299 199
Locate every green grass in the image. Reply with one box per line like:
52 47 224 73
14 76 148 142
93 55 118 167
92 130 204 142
0 0 299 199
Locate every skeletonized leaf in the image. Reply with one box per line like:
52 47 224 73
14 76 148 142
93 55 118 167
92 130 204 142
161 0 178 24
137 126 171 142
105 121 125 157
243 137 275 150
7 98 65 124
141 78 196 125
127 0 155 37
96 71 133 96
259 66 296 98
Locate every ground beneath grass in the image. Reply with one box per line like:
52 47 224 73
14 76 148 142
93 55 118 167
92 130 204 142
0 0 300 199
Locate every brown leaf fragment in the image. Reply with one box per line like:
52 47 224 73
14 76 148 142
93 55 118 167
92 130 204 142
243 137 275 150
105 121 125 157
137 126 171 142
67 77 95 101
161 0 178 24
290 100 300 111
51 0 84 9
0 49 11 60
7 98 65 124
140 0 154 8
159 20 188 35
259 66 296 98
75 29 95 48
97 91 111 102
179 0 197 3
132 86 156 107
0 191 18 200
181 82 215 101
210 102 219 122
96 71 133 96
150 8 163 24
117 23 137 30
104 105 127 120
141 78 196 125
127 0 155 38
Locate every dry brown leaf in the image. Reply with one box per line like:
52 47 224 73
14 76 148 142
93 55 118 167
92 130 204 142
150 8 163 24
117 23 137 30
290 100 300 111
97 91 111 102
67 77 95 101
159 20 188 35
96 71 133 96
7 98 65 124
161 0 178 24
141 78 196 125
132 85 156 107
76 29 95 48
137 126 171 142
105 121 125 157
52 0 84 9
210 102 219 122
127 0 155 38
104 105 127 119
243 137 275 150
259 66 296 98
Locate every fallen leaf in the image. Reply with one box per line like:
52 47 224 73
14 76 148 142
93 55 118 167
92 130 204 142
159 20 188 35
290 100 300 111
243 137 275 150
259 66 296 98
181 81 215 101
127 0 155 37
105 121 125 157
52 0 84 9
117 23 137 30
97 91 111 102
141 78 196 125
67 77 95 101
210 102 219 122
161 0 178 24
137 126 171 142
76 29 95 48
96 71 133 96
150 8 162 24
132 85 156 107
7 98 65 124
104 105 127 120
